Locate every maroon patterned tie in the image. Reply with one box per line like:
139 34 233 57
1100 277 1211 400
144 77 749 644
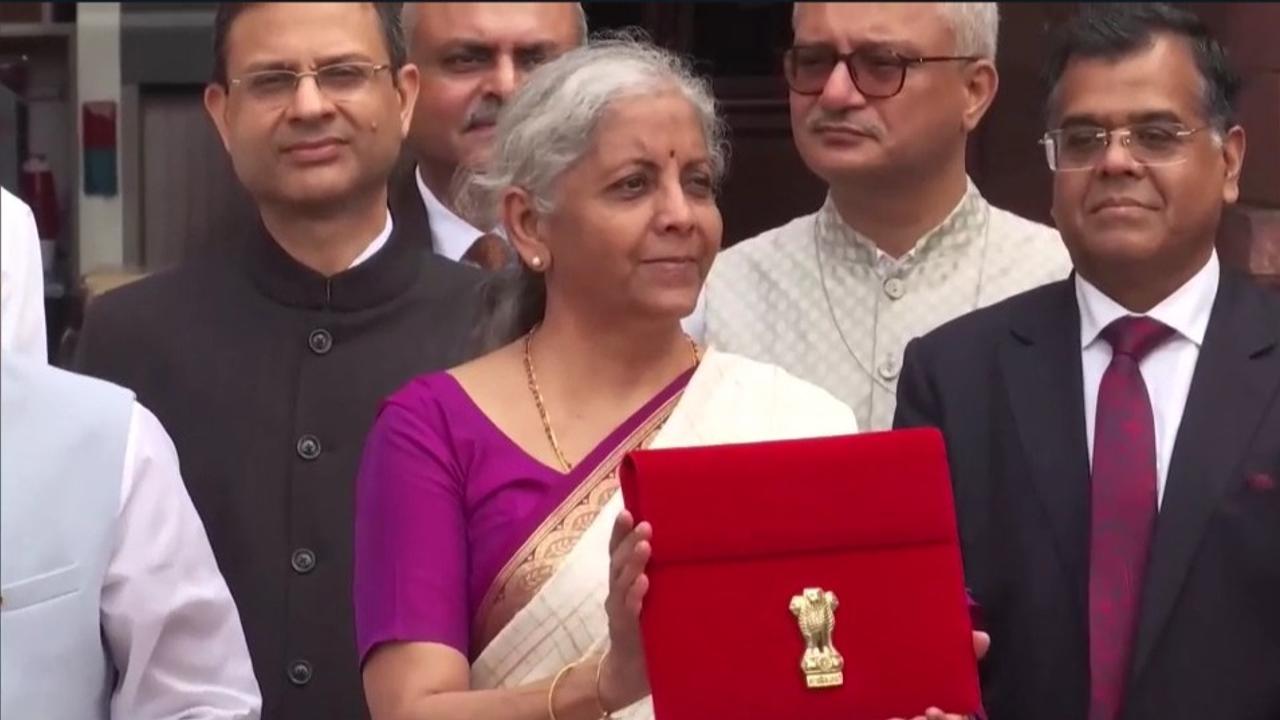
1089 316 1175 720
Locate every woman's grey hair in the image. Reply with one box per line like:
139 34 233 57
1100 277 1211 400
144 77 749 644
462 32 729 353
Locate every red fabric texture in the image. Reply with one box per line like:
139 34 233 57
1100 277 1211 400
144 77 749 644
619 428 980 720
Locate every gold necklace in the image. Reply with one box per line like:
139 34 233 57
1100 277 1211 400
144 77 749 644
523 328 701 471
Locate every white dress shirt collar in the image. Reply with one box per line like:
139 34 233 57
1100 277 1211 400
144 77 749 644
1075 249 1219 350
415 165 485 262
346 210 394 270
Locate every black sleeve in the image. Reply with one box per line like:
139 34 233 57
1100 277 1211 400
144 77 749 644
71 294 133 388
893 336 942 430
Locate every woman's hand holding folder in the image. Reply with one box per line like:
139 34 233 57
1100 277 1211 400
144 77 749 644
598 510 656 712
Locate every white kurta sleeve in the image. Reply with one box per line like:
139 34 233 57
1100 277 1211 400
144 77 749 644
101 403 262 719
0 187 48 363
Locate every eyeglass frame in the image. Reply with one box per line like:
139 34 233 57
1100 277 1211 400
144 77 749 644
1038 123 1216 172
781 45 983 99
227 61 392 105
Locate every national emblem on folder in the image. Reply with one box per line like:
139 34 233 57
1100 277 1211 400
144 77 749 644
790 587 845 689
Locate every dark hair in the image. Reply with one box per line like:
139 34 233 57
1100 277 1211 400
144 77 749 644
1043 3 1240 129
211 2 407 86
471 266 546 354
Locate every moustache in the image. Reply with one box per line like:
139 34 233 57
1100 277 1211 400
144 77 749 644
464 95 504 132
806 112 884 139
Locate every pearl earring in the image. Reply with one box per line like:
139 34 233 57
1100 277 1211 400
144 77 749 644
530 256 543 268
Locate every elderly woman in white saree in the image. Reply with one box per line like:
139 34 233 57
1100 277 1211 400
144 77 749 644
354 37 983 720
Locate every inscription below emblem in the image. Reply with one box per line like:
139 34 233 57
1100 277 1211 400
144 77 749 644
789 586 844 689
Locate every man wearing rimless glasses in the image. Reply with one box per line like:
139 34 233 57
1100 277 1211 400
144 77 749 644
898 4 1280 719
698 2 1071 432
73 4 483 719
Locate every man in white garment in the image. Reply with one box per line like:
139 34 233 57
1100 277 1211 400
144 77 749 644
393 2 586 268
1 187 48 362
699 3 1072 430
1 353 261 719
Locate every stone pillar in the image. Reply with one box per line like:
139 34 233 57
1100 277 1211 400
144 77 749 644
74 2 124 276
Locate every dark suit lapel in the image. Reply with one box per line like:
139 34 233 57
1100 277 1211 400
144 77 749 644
387 157 434 251
999 279 1093 605
1131 272 1280 678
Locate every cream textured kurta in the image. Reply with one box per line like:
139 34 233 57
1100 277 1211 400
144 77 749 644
704 181 1072 431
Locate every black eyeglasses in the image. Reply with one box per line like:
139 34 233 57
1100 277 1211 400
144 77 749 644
783 46 981 99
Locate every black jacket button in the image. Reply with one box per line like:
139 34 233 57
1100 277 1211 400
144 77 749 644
287 659 312 686
291 548 316 574
308 329 332 355
296 435 322 460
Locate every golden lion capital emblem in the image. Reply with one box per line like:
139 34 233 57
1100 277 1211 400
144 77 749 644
789 587 845 689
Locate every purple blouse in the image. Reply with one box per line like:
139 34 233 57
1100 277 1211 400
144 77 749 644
353 372 565 663
353 369 691 664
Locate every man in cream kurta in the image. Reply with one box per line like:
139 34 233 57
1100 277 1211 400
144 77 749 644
704 180 1069 430
698 2 1073 430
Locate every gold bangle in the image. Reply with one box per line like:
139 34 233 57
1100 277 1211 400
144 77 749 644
547 661 579 720
593 649 615 719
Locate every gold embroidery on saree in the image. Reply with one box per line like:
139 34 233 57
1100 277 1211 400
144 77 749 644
471 393 681 654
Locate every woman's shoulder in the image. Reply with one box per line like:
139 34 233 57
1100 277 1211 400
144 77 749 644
383 369 466 414
698 349 859 432
367 372 473 454
698 348 824 394
375 343 526 449
383 342 518 416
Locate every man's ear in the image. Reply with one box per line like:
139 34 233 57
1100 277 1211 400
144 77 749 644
204 83 233 152
395 63 421 138
1219 124 1246 205
961 59 999 132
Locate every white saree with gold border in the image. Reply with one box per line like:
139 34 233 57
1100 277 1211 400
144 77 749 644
470 348 859 717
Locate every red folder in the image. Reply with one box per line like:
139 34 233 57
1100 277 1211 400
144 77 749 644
619 428 980 720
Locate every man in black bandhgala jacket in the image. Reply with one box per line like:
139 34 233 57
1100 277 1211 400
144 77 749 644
74 4 483 719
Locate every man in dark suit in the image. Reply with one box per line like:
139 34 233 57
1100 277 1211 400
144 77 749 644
895 5 1279 720
391 2 585 269
73 4 482 719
